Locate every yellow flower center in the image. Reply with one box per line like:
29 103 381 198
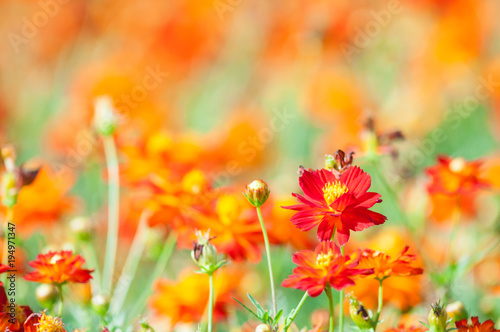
37 313 65 332
323 182 348 205
316 252 334 268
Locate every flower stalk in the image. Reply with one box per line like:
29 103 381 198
326 284 335 332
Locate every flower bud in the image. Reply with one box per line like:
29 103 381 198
93 96 119 136
255 324 271 332
191 230 219 272
348 294 373 330
244 180 270 207
428 301 447 332
92 294 110 316
36 284 59 309
446 301 467 322
69 216 93 242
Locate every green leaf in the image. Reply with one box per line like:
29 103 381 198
233 297 260 320
247 294 264 312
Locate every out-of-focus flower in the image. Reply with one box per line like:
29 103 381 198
384 325 427 332
24 251 93 285
35 284 59 309
358 246 423 281
93 96 120 136
23 312 66 332
283 166 386 245
282 241 372 297
244 180 270 208
426 155 489 222
0 286 32 331
8 166 75 235
446 301 468 322
455 317 500 332
189 193 263 263
149 268 242 328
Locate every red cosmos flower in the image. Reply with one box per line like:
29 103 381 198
283 166 386 245
24 251 93 285
0 286 32 331
282 241 373 297
455 317 500 332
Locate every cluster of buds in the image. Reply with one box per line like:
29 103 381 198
348 294 374 330
325 150 354 178
191 230 226 275
243 180 270 208
93 96 120 136
1 145 40 207
428 300 449 332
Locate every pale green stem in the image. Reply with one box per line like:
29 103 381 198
81 241 101 292
326 285 335 332
339 245 345 332
256 206 277 316
110 209 151 314
373 279 384 330
102 135 120 294
127 232 177 323
284 292 309 332
58 284 64 317
208 273 214 332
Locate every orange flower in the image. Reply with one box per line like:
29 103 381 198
149 268 242 328
358 246 423 281
282 241 373 297
0 286 32 331
426 155 489 221
24 251 93 285
188 193 263 263
9 166 75 234
455 317 500 332
385 325 427 332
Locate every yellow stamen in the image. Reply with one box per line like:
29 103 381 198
323 182 348 206
316 252 334 268
36 313 65 332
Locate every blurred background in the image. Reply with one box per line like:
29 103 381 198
2 0 500 330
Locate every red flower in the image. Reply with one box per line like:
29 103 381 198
282 241 373 297
385 324 427 332
283 166 386 245
0 264 8 286
24 251 93 285
455 317 500 332
0 286 32 331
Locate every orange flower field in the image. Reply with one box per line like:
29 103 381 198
1 0 500 331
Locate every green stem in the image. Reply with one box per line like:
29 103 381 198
256 206 277 316
373 279 384 330
127 232 177 323
58 284 64 317
208 273 214 332
326 285 335 332
284 292 309 331
339 245 345 332
81 241 102 293
102 135 120 294
110 210 151 314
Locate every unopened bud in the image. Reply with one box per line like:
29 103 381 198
36 284 59 309
446 301 467 322
191 230 218 269
92 294 110 316
69 216 93 242
1 172 18 207
428 300 447 332
244 180 270 207
348 294 373 330
93 96 119 136
255 324 271 332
